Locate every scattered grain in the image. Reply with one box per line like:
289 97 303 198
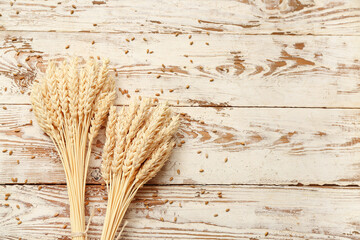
2 106 7 110
169 177 173 181
2 149 7 153
65 45 70 49
156 75 161 79
54 213 59 217
214 214 218 217
9 150 13 155
91 40 95 45
160 217 164 222
205 153 208 158
125 50 129 54
199 169 204 173
72 4 76 9
209 78 214 82
38 186 42 190
177 169 180 175
201 190 205 194
14 129 20 133
103 196 108 200
169 200 174 204
155 93 160 97
174 217 177 222
4 203 9 206
143 38 147 41
169 89 174 93
93 23 97 26
70 10 74 14
226 208 230 212
24 179 28 184
186 85 190 89
190 41 193 45
16 217 20 220
17 160 19 164
63 224 67 229
206 42 209 45
224 157 228 163
16 204 20 209
17 221 22 225
135 89 140 93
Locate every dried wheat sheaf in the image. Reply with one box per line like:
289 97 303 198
100 99 180 240
31 58 116 239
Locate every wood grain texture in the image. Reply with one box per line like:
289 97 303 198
1 105 360 185
1 185 360 240
1 0 360 35
0 31 360 107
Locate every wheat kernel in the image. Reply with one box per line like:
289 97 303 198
226 208 230 212
9 150 13 155
18 221 22 225
201 190 205 194
190 41 193 45
155 93 160 96
3 106 7 110
135 89 139 93
174 217 177 222
38 186 42 190
14 129 20 133
206 42 209 45
17 160 19 164
65 45 70 49
156 75 161 79
2 149 7 153
169 89 174 93
103 196 108 200
186 85 190 89
265 232 269 236
16 204 20 209
205 201 209 205
199 169 204 173
54 213 59 217
16 217 20 220
177 169 180 175
224 157 228 163
70 10 74 14
205 153 208 158
24 179 28 184
169 177 173 181
93 23 97 26
160 217 164 222
214 214 218 217
143 38 147 41
5 196 8 200
4 203 9 206
91 40 95 45
209 78 214 82
63 224 67 229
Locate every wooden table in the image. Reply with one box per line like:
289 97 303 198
1 0 360 239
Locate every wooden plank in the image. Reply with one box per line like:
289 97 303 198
0 31 360 107
1 184 359 239
1 105 360 186
1 0 360 35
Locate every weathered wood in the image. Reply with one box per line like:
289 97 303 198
0 31 360 107
1 0 360 35
1 105 360 185
1 185 359 239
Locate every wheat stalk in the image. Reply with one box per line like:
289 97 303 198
100 99 179 240
31 57 116 239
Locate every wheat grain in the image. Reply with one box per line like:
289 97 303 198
31 57 115 240
100 98 179 240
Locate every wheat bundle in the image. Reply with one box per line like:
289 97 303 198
30 58 116 239
100 99 180 240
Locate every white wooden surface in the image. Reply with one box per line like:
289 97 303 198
0 0 360 239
